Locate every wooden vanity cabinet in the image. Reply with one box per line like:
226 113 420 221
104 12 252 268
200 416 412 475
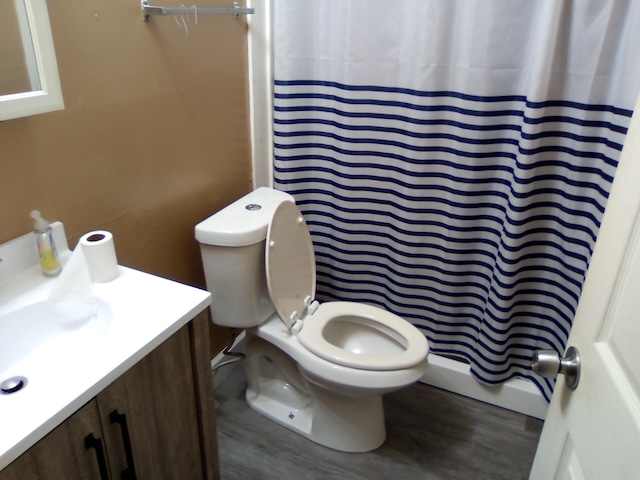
0 399 107 480
0 311 220 480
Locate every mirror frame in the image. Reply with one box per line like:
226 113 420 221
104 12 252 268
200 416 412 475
0 0 64 121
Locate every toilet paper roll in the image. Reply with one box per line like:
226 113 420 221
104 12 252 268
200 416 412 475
80 230 119 283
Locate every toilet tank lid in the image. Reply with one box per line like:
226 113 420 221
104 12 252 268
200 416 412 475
195 187 295 246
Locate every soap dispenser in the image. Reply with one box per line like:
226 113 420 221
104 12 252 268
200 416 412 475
30 210 61 277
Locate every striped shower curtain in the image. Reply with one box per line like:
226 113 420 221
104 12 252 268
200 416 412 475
272 0 640 401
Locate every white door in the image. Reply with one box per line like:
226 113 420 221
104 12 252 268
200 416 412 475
529 95 640 479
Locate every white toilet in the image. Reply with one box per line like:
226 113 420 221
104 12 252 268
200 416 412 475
195 187 429 452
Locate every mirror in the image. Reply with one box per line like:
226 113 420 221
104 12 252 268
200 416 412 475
0 0 64 121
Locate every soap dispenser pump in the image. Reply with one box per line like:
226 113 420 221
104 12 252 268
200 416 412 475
30 210 61 277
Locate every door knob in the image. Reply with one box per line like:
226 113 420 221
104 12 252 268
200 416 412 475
531 346 581 389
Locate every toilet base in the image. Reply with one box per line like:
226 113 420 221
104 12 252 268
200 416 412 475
244 335 386 453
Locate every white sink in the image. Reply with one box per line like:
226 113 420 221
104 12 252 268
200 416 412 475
0 299 111 385
0 223 211 470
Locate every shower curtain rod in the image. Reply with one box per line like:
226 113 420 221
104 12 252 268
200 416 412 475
141 1 254 21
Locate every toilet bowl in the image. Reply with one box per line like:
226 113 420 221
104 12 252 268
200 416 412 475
255 304 429 395
195 187 429 452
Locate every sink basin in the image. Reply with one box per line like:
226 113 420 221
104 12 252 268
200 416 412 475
0 299 111 382
0 222 113 387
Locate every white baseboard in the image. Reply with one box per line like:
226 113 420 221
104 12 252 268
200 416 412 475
211 332 548 420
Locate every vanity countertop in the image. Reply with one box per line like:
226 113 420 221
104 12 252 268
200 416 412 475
0 227 211 470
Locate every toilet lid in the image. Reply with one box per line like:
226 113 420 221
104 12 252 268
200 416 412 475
265 201 316 329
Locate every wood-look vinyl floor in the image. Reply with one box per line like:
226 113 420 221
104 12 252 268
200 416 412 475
214 365 543 480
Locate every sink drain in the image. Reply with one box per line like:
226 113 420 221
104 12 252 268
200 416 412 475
1 376 28 394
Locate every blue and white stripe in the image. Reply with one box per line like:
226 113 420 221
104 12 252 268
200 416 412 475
273 80 632 401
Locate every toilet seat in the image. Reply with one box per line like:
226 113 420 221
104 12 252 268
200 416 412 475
265 201 429 371
297 301 429 371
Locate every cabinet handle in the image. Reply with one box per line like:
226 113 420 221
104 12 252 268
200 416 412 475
110 409 137 480
85 433 110 480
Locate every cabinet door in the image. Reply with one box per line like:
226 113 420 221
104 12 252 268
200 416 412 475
96 323 204 480
0 400 109 480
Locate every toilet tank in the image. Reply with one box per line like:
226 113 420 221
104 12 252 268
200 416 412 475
195 187 295 328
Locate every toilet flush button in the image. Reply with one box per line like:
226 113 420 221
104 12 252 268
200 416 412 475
245 204 262 211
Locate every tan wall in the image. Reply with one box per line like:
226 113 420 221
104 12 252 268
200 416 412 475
0 0 253 353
